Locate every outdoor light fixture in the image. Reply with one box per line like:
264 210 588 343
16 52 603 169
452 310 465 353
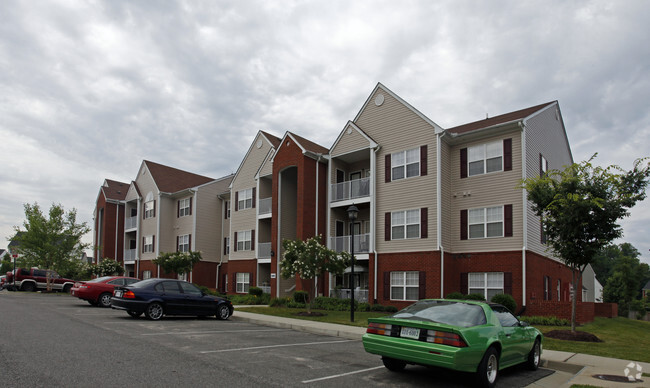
347 204 359 322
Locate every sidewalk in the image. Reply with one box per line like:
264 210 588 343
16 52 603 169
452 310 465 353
232 310 650 387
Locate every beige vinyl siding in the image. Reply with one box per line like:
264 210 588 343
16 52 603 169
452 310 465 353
449 129 523 252
258 150 274 177
194 183 224 263
135 166 159 260
278 168 298 296
158 196 175 255
440 141 452 248
230 132 273 260
355 89 438 253
329 207 371 241
524 104 573 259
125 184 139 202
330 126 371 157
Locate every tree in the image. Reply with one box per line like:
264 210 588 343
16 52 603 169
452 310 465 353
521 156 650 331
92 258 125 277
280 235 350 313
153 251 202 277
11 203 90 289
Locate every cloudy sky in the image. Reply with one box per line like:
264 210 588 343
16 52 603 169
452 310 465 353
1 1 649 264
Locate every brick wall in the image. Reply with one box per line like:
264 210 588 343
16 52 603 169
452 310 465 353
377 250 441 310
594 302 618 318
526 300 595 324
227 259 257 294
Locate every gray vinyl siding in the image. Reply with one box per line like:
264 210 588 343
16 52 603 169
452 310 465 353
258 151 274 177
440 141 452 248
355 88 438 253
194 183 224 263
158 196 175 255
449 129 524 252
524 104 573 259
136 165 159 260
330 126 371 157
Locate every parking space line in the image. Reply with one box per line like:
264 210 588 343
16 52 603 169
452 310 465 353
199 339 356 354
142 329 285 336
302 366 384 383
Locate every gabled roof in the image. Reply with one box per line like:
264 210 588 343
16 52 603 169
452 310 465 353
229 130 282 188
288 132 329 155
329 121 378 155
447 102 556 135
101 179 128 201
143 160 214 193
260 131 282 148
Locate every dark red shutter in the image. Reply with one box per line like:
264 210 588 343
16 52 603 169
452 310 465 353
223 238 227 255
234 232 238 252
504 138 512 171
384 212 391 241
252 188 256 208
460 273 468 295
235 192 239 211
189 197 193 215
420 145 428 176
152 235 155 253
177 201 180 218
251 229 255 250
504 272 512 296
249 273 254 287
383 272 390 300
142 237 145 253
460 148 468 178
419 271 426 299
504 204 513 237
176 236 179 252
460 210 468 240
385 154 391 183
420 208 428 239
188 234 192 251
142 203 145 220
153 200 156 218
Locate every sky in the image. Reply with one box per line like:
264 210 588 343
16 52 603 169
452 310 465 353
1 1 649 264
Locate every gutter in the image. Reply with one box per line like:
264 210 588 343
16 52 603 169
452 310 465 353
520 121 527 306
372 145 382 303
437 131 446 297
217 194 227 291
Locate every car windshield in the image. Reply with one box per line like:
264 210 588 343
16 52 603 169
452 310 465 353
88 276 114 283
390 300 487 328
128 278 160 288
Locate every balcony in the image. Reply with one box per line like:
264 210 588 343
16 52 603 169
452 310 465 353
125 216 137 230
258 242 272 259
330 178 370 203
258 197 272 216
329 288 369 303
330 234 370 254
123 249 136 264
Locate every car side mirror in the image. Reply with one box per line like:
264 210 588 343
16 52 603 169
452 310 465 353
519 321 529 327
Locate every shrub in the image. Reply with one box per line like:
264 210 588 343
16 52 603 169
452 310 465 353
464 293 486 301
248 286 263 296
446 292 465 299
287 301 306 308
293 290 309 304
270 297 291 307
491 294 517 314
520 315 571 326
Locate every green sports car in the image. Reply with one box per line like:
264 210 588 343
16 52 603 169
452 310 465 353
362 299 542 388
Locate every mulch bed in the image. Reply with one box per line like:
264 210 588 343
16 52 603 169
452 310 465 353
294 311 326 317
545 330 603 342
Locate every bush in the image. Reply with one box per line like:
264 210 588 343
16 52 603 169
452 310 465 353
491 294 517 314
520 315 571 326
248 286 263 297
270 297 291 307
287 301 306 308
464 293 486 301
293 290 309 304
446 292 465 299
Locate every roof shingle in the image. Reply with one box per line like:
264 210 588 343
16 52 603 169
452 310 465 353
447 102 556 135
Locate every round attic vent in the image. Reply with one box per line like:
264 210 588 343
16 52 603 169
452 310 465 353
375 94 385 106
256 139 263 149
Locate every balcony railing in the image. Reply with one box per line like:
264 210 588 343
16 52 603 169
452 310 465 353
330 177 370 202
330 233 370 254
329 289 369 303
258 285 271 294
123 249 136 264
259 197 272 216
125 216 137 230
258 242 272 259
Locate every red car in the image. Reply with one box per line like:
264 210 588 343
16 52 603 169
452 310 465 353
71 276 140 307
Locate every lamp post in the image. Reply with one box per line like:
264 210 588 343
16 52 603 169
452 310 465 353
347 204 359 322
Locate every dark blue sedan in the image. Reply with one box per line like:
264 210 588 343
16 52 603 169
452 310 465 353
111 278 233 321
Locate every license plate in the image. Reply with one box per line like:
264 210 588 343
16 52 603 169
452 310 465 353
114 290 122 298
400 326 420 339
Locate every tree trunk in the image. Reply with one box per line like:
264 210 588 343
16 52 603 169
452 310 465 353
571 269 577 332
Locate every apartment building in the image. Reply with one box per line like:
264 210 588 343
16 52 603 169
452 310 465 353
93 179 128 265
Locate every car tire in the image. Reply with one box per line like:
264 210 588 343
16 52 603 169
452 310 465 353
216 304 231 320
98 292 112 308
382 357 406 372
21 282 36 292
477 347 499 388
145 302 164 321
527 338 541 371
62 284 72 293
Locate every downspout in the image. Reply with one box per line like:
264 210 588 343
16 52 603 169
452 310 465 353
136 197 141 277
437 132 446 297
372 145 381 303
156 192 161 278
190 188 197 283
520 121 527 307
315 154 322 296
115 203 120 261
326 155 332 295
217 194 226 291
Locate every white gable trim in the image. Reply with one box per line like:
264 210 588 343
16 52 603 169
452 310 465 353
329 121 378 156
229 131 278 189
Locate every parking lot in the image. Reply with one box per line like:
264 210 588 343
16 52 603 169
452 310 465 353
0 292 553 387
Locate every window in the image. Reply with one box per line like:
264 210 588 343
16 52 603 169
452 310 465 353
391 210 420 239
390 271 419 301
177 273 187 281
225 200 230 219
144 201 155 219
468 141 502 176
224 237 230 255
544 276 551 300
491 305 519 325
143 270 152 279
178 198 191 217
143 235 154 253
236 273 250 293
178 234 190 252
391 147 420 180
540 154 548 177
237 230 252 251
237 188 253 210
468 206 503 238
557 280 561 301
469 272 504 300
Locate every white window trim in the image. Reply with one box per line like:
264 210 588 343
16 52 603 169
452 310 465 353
179 198 191 217
143 235 154 253
391 209 421 240
143 270 152 279
144 201 155 219
236 272 250 293
390 271 419 301
468 141 503 177
237 230 252 251
468 272 504 300
468 206 504 239
178 234 190 253
391 147 420 181
225 237 230 255
238 188 253 210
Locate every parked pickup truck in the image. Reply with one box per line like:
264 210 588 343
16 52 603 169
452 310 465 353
5 268 75 293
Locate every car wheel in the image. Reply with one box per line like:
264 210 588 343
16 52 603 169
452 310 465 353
477 347 499 388
216 304 231 320
381 357 406 372
98 292 112 308
62 284 72 293
21 282 36 292
145 302 164 321
127 310 142 318
527 338 541 371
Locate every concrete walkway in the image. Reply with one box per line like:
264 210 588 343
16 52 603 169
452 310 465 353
232 310 650 387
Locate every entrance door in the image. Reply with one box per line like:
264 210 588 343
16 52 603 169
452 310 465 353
336 170 345 200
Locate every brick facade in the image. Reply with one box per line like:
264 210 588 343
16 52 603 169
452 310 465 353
228 259 257 294
376 251 441 310
94 194 125 263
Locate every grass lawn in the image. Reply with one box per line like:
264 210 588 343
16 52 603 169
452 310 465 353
238 307 650 363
